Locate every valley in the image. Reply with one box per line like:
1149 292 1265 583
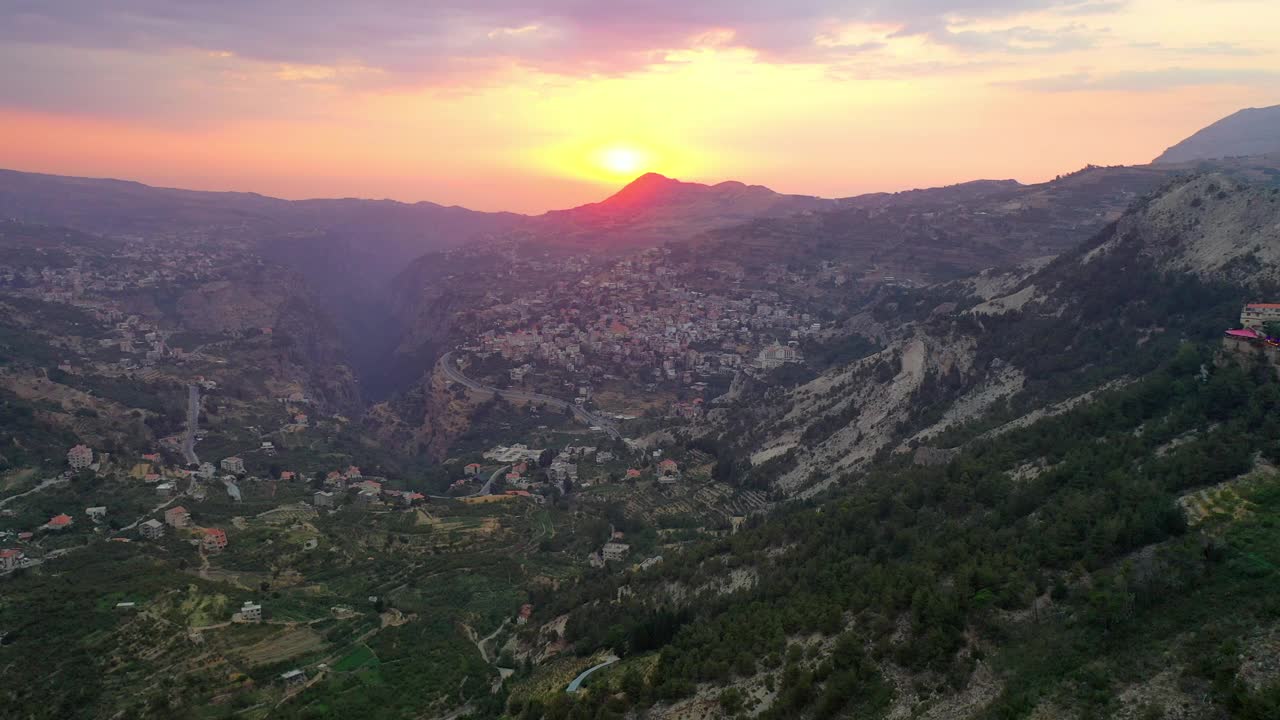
2 105 1280 720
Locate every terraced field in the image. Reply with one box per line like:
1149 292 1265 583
619 482 771 526
1179 467 1274 526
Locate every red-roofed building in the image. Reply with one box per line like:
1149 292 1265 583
517 603 533 625
279 471 296 481
464 463 482 476
1241 303 1280 329
625 469 642 479
142 453 161 462
0 548 24 571
165 506 192 528
202 528 228 552
43 513 74 530
658 459 678 473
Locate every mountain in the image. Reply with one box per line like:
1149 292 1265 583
514 173 1280 719
1154 104 1280 164
0 168 525 280
677 164 1176 283
710 173 1272 499
531 172 839 248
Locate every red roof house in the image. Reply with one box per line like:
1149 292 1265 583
202 528 228 552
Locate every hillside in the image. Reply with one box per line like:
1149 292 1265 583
679 165 1176 283
511 172 1280 719
1155 104 1280 164
712 173 1274 498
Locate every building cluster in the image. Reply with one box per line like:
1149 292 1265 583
137 504 229 552
313 467 426 509
454 247 825 391
0 233 258 376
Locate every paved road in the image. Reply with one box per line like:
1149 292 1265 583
440 352 621 440
0 475 68 510
566 655 620 693
426 464 508 500
181 384 200 466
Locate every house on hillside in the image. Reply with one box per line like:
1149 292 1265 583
754 342 802 370
313 491 335 508
280 669 306 688
85 506 107 523
67 444 93 470
139 519 165 539
516 603 533 625
1241 303 1280 329
42 513 74 531
240 600 262 622
165 506 192 528
202 528 228 552
0 548 24 571
220 456 245 474
602 542 631 562
464 463 482 476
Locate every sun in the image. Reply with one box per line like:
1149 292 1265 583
598 146 646 176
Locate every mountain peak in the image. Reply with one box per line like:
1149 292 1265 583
627 171 676 186
599 172 700 211
1154 103 1280 164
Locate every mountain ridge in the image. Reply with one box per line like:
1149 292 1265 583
1154 104 1280 164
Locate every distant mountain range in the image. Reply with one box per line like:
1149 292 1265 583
1155 104 1280 163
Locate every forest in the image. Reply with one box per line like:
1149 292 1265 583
521 341 1280 719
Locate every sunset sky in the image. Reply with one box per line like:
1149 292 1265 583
1 1 1278 213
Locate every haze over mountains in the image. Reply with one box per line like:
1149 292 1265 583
2 103 1277 404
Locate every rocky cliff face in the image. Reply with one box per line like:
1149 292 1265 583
362 362 479 460
717 173 1275 497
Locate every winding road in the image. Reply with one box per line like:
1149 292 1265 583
0 475 68 510
425 464 509 500
566 655 620 693
181 384 200 466
440 352 621 440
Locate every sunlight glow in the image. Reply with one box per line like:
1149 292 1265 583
598 146 647 176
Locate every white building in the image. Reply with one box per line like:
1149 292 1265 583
602 542 631 562
67 444 94 470
240 601 262 623
280 669 307 688
220 456 245 474
754 343 802 370
138 519 165 539
1241 303 1280 329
